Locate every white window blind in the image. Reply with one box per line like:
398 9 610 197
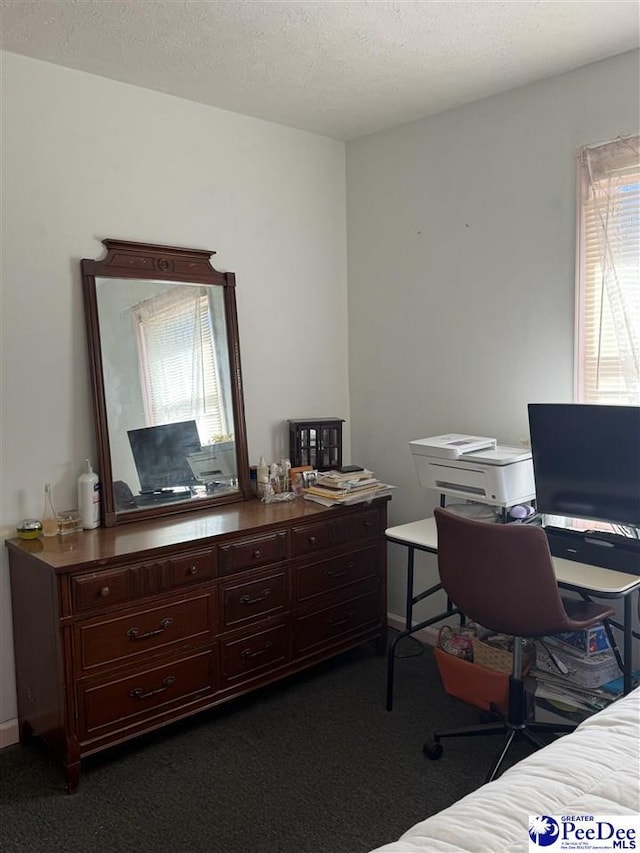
575 135 640 405
133 286 227 441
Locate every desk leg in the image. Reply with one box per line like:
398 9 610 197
386 548 415 712
601 619 623 674
623 594 632 695
404 548 415 628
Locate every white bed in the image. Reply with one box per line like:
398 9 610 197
370 686 640 853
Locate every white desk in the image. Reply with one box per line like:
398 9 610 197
385 517 640 708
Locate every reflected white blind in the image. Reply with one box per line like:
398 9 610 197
134 287 225 439
576 136 640 405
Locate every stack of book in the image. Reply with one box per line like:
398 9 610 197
303 469 394 507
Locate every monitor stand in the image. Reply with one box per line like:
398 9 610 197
544 526 640 574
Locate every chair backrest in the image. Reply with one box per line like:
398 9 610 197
434 508 576 638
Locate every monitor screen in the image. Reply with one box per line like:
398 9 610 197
127 420 202 492
527 403 640 528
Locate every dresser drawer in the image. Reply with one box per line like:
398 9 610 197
221 570 288 629
221 622 289 685
75 593 215 672
71 549 215 614
71 567 132 612
78 651 215 739
218 531 288 576
294 590 379 655
344 508 382 543
295 546 378 603
291 518 344 558
169 549 216 586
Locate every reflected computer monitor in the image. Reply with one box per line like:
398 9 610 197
127 420 201 492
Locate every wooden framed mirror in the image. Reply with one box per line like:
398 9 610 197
81 239 251 526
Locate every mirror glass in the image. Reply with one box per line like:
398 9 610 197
82 240 250 526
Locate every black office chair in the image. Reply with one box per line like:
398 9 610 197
424 507 616 783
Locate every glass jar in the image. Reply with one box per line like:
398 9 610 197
57 509 82 536
42 483 58 537
16 519 43 540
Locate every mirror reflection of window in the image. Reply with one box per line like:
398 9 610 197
132 286 228 443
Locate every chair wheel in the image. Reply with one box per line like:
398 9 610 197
423 741 443 760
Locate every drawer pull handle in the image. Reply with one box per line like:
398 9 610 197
188 565 198 575
327 568 348 578
363 520 372 528
308 535 317 545
129 675 176 700
239 588 271 606
328 611 354 628
100 586 110 597
241 641 273 659
127 617 173 640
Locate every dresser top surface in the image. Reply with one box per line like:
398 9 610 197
6 497 388 572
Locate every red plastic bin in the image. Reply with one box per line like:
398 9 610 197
434 646 509 714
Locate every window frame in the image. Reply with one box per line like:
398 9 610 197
574 135 640 406
133 285 228 442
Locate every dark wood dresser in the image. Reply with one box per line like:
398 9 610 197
6 497 388 792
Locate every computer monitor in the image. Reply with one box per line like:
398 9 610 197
127 420 202 492
527 403 640 528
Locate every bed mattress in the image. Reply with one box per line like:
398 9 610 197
369 686 640 853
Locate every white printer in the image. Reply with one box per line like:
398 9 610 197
187 441 236 483
409 433 535 507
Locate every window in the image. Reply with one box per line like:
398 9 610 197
133 286 228 441
575 135 640 405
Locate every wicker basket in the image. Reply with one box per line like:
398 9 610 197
472 638 513 674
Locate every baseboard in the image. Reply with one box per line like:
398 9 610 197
387 612 439 646
0 719 19 750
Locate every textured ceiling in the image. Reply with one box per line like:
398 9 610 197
1 0 639 140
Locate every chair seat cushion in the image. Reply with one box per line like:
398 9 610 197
562 596 615 628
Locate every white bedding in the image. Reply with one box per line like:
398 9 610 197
370 687 640 853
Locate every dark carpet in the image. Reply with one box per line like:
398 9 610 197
0 636 534 853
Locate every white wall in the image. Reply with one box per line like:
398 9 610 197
0 52 349 736
346 50 640 623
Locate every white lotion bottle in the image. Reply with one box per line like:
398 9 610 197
78 459 100 529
